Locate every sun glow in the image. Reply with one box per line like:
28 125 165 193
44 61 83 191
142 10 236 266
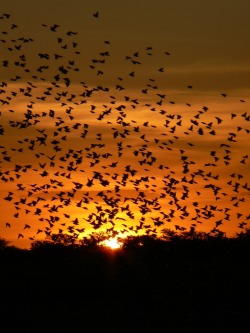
100 237 123 250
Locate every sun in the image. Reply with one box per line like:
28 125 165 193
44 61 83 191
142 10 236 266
100 237 122 250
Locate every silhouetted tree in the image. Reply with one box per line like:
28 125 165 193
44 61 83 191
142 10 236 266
31 232 79 250
236 227 250 239
0 237 10 249
161 228 180 242
79 232 108 248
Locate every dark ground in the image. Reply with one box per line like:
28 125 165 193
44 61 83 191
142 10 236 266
1 236 250 333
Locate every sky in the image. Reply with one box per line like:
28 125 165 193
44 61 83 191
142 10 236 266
0 0 250 248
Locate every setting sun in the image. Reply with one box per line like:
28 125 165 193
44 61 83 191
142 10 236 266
100 237 123 250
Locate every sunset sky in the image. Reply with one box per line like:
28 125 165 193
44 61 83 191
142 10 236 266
0 0 250 248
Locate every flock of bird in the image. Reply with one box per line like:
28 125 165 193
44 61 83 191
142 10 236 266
0 11 249 246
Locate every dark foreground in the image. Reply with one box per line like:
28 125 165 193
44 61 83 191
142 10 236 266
1 236 250 333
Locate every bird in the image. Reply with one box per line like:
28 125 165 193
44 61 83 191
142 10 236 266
50 24 60 32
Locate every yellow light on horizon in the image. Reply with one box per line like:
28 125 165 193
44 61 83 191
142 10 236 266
100 237 122 250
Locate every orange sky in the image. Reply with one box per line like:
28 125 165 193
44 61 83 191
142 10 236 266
0 1 249 248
